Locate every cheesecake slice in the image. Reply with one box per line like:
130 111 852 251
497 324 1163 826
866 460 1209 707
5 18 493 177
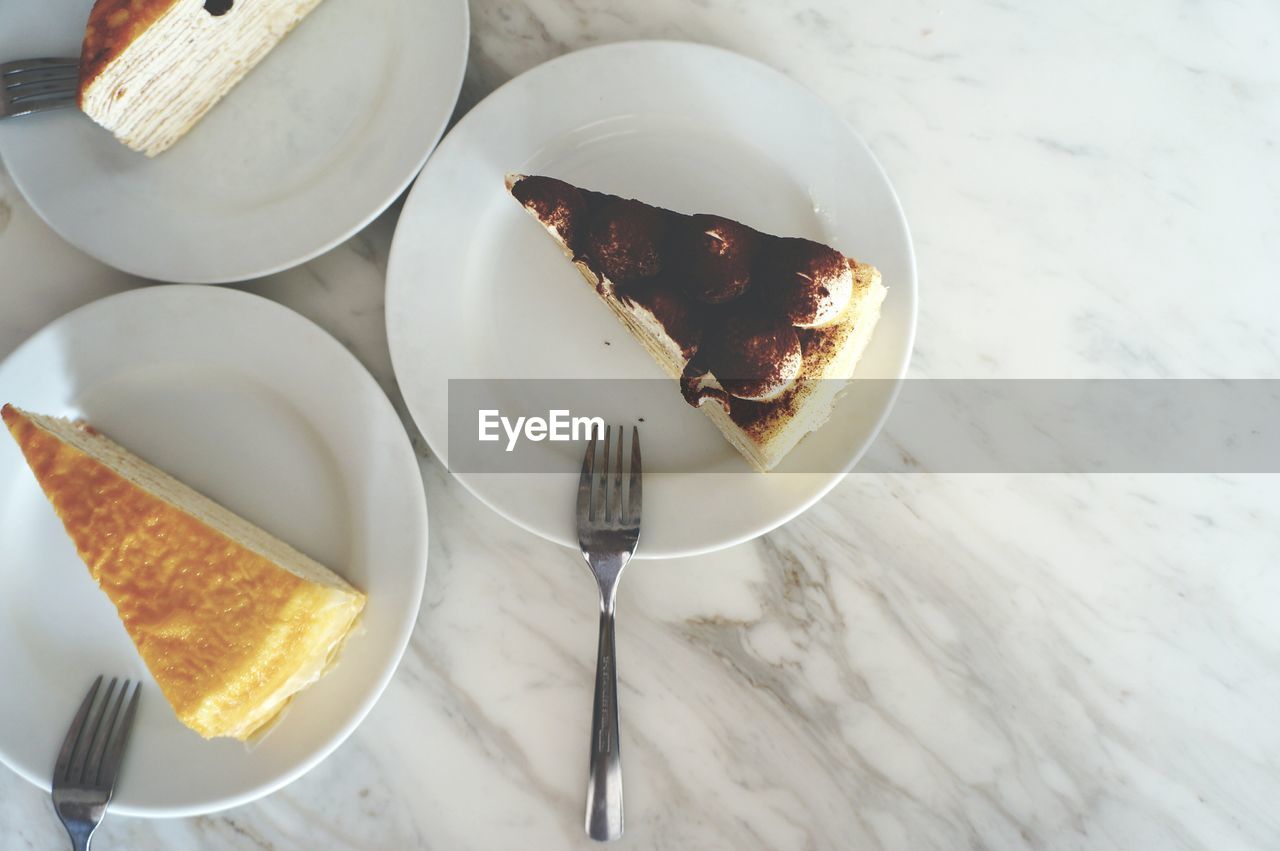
79 0 325 156
2 404 365 740
508 174 887 471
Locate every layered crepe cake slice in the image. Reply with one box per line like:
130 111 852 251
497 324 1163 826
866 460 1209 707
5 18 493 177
2 404 365 740
507 174 887 472
79 0 325 156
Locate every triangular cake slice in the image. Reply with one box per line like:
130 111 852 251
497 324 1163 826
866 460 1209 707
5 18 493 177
2 404 365 740
79 0 325 156
508 174 887 471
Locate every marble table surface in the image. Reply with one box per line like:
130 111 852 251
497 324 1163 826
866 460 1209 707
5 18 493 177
3 0 1279 848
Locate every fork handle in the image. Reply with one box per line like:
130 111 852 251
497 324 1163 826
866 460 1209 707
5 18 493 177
62 822 93 851
585 601 623 841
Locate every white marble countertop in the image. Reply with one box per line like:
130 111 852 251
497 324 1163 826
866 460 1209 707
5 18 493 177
3 0 1279 848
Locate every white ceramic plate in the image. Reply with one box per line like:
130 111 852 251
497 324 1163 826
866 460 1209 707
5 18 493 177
0 286 428 816
385 41 916 559
0 0 468 283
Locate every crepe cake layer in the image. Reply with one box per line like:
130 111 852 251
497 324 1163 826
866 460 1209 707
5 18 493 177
79 0 324 156
507 174 887 471
2 404 364 740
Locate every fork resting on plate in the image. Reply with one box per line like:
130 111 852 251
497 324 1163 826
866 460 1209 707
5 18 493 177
0 58 79 119
52 676 141 851
577 425 642 842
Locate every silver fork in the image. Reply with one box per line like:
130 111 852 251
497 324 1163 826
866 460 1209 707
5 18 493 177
1 58 80 119
577 424 641 842
52 676 142 851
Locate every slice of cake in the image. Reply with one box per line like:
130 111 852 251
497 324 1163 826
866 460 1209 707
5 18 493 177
2 404 364 740
507 174 887 471
79 0 325 156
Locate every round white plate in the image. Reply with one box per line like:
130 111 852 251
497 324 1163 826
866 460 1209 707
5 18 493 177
385 41 916 559
0 0 468 283
0 286 428 816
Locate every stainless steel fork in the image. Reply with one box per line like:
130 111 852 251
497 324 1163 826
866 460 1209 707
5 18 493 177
577 425 641 842
52 676 142 851
1 58 80 119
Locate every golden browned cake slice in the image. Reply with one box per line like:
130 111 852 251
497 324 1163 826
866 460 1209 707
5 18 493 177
79 0 325 156
2 404 365 740
507 174 887 471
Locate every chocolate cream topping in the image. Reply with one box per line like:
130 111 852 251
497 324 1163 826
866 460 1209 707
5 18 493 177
681 214 757 304
586 199 666 283
511 175 587 252
512 175 855 413
758 237 854 328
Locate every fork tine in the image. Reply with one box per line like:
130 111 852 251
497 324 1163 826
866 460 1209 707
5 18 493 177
68 678 117 784
578 431 597 519
596 426 610 521
9 80 79 102
86 679 129 785
98 681 140 790
2 97 77 119
611 425 623 522
53 676 102 784
4 66 79 87
4 70 78 91
627 426 642 525
1 59 79 77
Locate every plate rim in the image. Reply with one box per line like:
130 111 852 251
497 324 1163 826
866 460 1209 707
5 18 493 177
0 0 471 285
0 285 430 817
384 39 918 559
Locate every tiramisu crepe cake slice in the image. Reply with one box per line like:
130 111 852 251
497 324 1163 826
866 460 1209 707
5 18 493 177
2 404 365 740
508 174 887 471
79 0 325 156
